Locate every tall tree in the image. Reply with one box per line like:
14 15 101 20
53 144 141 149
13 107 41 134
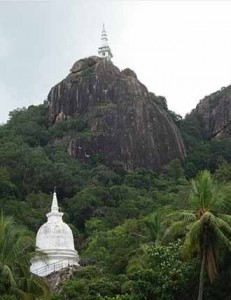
0 213 50 299
165 170 231 300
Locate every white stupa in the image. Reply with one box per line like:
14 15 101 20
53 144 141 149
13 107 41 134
30 189 79 277
98 24 113 60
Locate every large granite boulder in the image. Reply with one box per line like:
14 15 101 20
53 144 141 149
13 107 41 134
48 56 186 171
186 85 231 139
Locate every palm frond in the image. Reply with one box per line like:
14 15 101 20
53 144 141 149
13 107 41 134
0 213 50 298
190 170 216 210
218 214 231 226
167 210 196 222
183 220 202 259
213 225 231 251
1 264 17 287
163 220 187 242
146 207 174 245
202 212 231 239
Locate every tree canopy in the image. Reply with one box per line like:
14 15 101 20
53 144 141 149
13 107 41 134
1 104 231 299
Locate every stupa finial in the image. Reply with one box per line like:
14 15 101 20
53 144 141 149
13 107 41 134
51 187 59 213
98 23 113 60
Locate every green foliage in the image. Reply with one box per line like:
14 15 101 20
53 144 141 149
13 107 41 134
124 240 198 300
80 66 95 77
7 105 50 146
165 171 231 299
55 266 120 300
144 207 171 246
0 167 19 199
84 219 148 273
184 139 231 177
68 184 155 230
214 160 231 182
0 213 50 299
179 112 204 148
1 103 231 299
168 110 182 125
124 168 157 190
49 117 87 138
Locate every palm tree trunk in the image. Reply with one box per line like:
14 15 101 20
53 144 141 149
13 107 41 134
198 250 206 300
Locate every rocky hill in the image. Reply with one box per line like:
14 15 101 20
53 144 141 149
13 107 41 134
185 85 231 140
48 56 186 171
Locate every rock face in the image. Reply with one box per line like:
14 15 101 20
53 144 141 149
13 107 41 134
48 56 186 171
45 266 78 292
187 85 231 139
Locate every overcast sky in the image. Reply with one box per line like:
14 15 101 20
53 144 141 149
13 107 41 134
1 0 231 123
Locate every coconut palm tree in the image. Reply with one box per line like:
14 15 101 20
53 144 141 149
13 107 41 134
165 170 231 300
0 212 50 299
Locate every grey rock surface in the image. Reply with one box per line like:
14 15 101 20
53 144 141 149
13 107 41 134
187 85 231 139
48 56 186 171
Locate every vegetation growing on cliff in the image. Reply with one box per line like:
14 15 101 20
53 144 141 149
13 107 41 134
0 104 231 299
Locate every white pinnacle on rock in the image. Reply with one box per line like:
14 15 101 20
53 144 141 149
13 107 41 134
98 24 113 60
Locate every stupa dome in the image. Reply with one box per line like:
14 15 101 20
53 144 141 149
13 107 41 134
36 213 75 250
30 190 79 276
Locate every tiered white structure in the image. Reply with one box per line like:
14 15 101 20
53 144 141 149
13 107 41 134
30 190 79 277
98 24 113 60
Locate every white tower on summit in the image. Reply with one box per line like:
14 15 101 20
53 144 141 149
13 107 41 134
98 24 113 60
30 189 79 277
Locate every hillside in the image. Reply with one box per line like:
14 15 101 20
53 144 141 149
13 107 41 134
1 60 231 299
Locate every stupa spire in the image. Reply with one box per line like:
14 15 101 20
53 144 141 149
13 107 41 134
98 24 113 61
51 187 59 213
101 23 108 46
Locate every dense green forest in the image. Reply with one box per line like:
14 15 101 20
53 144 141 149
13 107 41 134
1 103 231 300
